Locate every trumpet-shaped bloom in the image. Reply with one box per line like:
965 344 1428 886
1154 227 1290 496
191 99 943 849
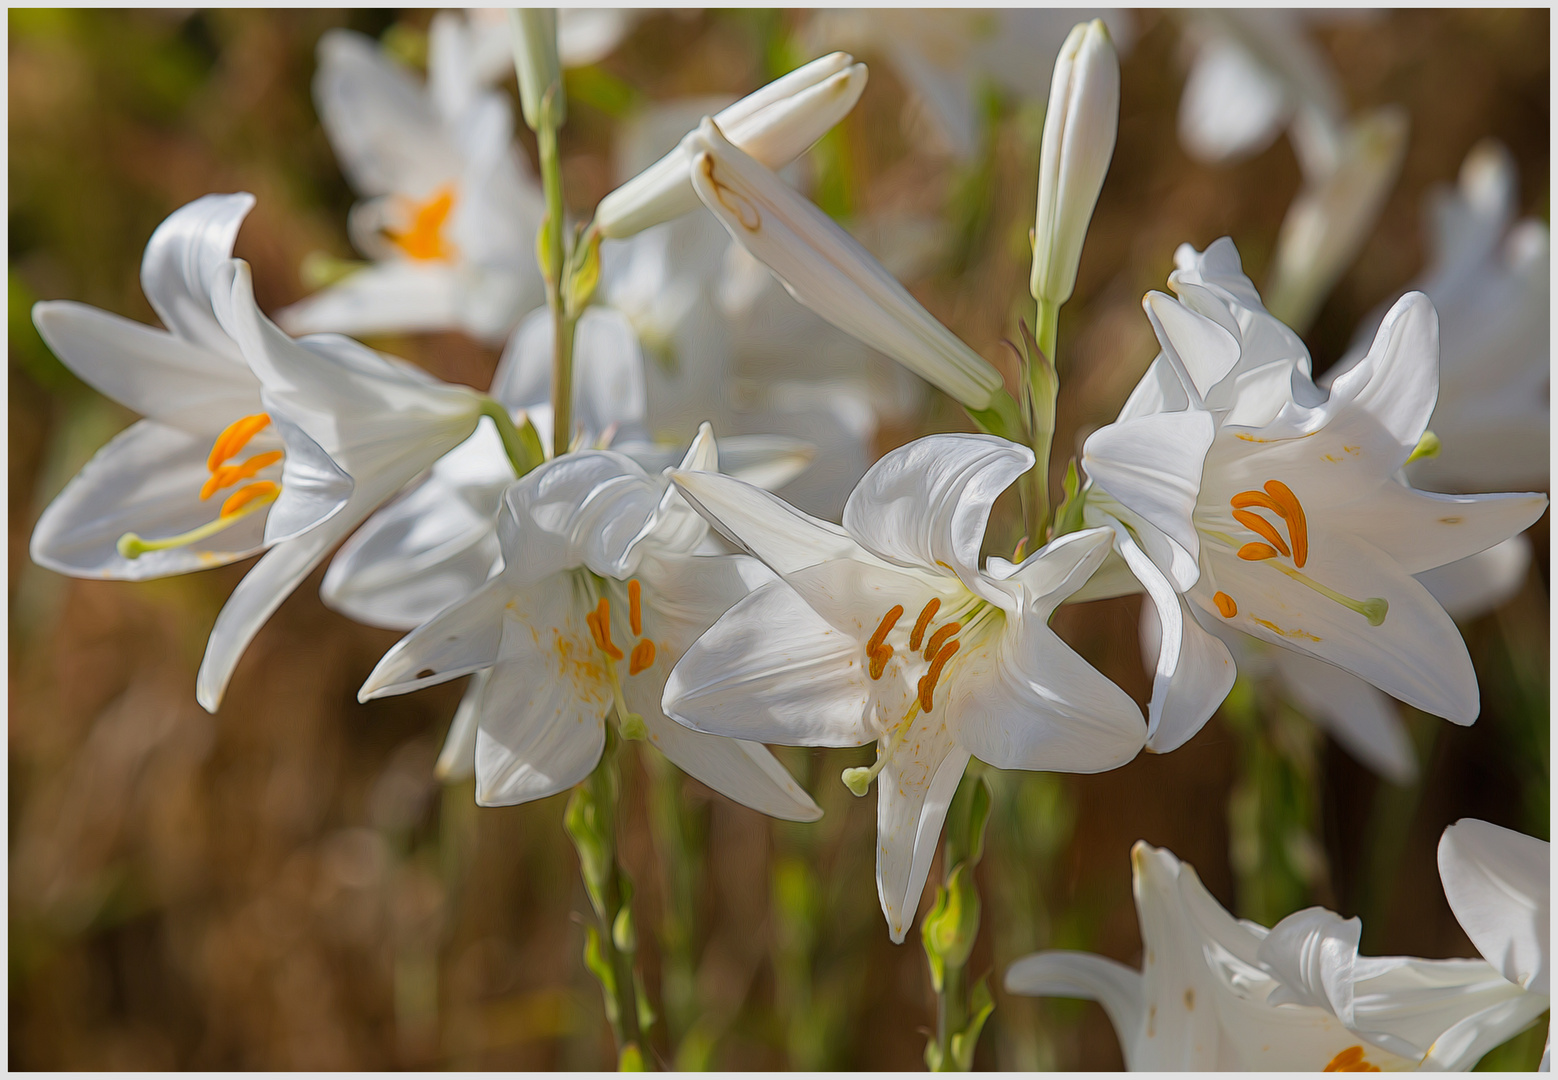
1006 841 1550 1070
594 52 869 239
357 427 820 821
1082 239 1547 752
664 434 1145 941
197 257 490 712
684 119 1006 412
277 15 544 342
29 193 351 582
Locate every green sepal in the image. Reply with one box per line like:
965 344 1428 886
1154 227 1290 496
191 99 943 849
965 390 1025 443
1052 457 1088 537
1406 429 1440 464
922 862 982 981
565 228 603 318
949 975 995 1071
583 925 619 1024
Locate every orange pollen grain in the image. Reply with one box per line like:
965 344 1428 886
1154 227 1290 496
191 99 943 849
909 598 940 651
867 605 904 655
1213 591 1237 618
629 638 656 676
200 450 284 500
1263 480 1308 568
1237 542 1279 561
388 187 457 261
207 413 272 471
917 639 960 713
219 481 279 517
1230 508 1291 557
923 621 962 662
628 579 642 637
868 643 893 681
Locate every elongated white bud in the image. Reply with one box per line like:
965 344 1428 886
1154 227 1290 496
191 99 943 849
686 119 1004 411
594 53 868 239
510 8 563 132
1030 19 1120 308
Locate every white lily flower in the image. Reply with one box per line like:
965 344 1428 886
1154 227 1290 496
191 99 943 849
1264 106 1409 332
356 427 820 821
664 434 1145 942
594 52 869 239
685 118 1006 412
277 15 544 343
1006 841 1551 1070
1030 19 1119 309
805 9 1135 159
197 257 490 712
1439 820 1550 997
1082 238 1548 752
29 193 351 582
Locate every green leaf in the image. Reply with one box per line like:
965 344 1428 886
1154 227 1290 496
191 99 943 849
950 975 995 1071
583 925 618 1024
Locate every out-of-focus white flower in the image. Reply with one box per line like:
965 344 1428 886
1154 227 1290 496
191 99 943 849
30 194 351 582
1264 107 1409 332
807 9 1135 158
1006 841 1551 1070
277 14 544 342
594 53 868 240
461 8 641 76
198 258 491 712
358 428 822 821
1030 19 1119 309
685 119 1006 413
664 435 1145 942
1080 238 1547 753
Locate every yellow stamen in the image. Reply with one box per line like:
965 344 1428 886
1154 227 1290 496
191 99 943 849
918 639 960 713
117 481 279 560
868 605 904 656
387 186 457 261
909 598 940 652
207 413 272 471
628 579 642 637
200 450 283 500
1238 542 1279 561
1230 508 1290 558
842 698 923 796
1266 562 1388 626
1213 591 1237 618
1263 480 1308 568
628 638 656 676
923 620 962 662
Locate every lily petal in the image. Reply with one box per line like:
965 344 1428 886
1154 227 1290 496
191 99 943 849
1268 647 1416 784
358 577 510 701
877 725 969 944
276 261 466 339
637 709 822 822
435 669 486 782
502 451 659 583
1417 535 1531 622
491 305 647 440
1003 951 1145 1052
1083 410 1213 575
1344 482 1546 575
1438 819 1550 994
670 467 858 575
139 191 256 361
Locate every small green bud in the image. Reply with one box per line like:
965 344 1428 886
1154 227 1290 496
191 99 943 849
1406 429 1441 464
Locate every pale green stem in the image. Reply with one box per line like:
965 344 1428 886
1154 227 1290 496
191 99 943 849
536 118 576 459
1022 297 1060 549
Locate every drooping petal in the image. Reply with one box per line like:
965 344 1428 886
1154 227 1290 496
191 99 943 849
663 578 874 747
1438 819 1550 994
139 192 256 361
1144 590 1235 754
876 724 969 944
1342 480 1546 575
262 401 356 546
275 261 466 339
636 709 821 822
1269 647 1416 784
357 577 511 701
435 670 486 782
670 467 859 575
1003 952 1145 1058
996 526 1118 612
1082 410 1214 572
1258 907 1364 1023
501 451 659 584
31 302 257 434
1201 530 1481 723
1417 535 1531 623
841 432 1032 597
1143 291 1241 403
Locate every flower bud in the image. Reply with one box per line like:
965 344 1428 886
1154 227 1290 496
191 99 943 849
594 53 868 239
686 119 1005 411
509 8 564 132
1030 19 1120 308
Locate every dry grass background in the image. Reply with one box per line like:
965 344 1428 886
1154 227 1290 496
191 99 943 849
9 8 1549 1069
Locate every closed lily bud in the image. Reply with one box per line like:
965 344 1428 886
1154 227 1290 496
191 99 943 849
509 8 563 131
686 118 1005 411
1030 19 1119 308
593 52 868 239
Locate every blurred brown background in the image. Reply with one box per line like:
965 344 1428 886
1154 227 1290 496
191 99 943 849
9 8 1549 1069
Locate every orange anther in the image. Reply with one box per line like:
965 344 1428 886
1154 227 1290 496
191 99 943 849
1230 508 1290 558
388 187 457 261
1324 1046 1379 1072
1213 591 1237 618
207 413 272 471
219 481 279 517
867 605 904 656
1237 542 1279 561
909 598 940 652
917 639 960 713
628 579 642 637
1230 489 1285 516
200 450 284 500
629 638 656 676
1263 480 1308 568
587 602 624 661
923 621 962 662
869 643 893 681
